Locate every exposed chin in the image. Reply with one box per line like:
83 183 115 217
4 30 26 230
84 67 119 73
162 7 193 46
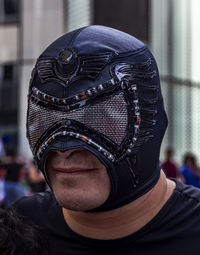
53 188 109 211
56 196 104 211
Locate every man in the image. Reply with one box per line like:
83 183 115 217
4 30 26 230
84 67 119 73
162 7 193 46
13 26 200 254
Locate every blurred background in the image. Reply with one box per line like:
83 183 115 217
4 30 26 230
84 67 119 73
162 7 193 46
1 0 200 199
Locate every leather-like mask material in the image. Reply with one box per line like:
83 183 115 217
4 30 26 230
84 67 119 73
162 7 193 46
27 25 168 211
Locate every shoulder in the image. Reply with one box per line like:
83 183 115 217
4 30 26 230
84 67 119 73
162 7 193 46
175 180 200 202
170 180 200 226
155 180 200 238
12 190 59 223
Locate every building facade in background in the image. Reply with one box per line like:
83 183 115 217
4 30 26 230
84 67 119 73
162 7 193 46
151 0 200 163
0 0 19 153
0 0 200 164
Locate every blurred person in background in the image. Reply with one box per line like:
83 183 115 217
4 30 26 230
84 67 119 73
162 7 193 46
0 137 5 158
0 139 5 207
180 152 200 188
0 149 26 208
0 160 5 208
162 147 178 178
162 147 184 182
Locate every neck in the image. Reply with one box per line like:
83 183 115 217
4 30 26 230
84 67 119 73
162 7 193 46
62 170 175 240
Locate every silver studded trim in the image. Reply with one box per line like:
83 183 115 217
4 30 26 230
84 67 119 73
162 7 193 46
121 82 141 156
31 77 117 107
37 130 115 162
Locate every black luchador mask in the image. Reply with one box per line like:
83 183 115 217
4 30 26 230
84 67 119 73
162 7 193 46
27 26 168 211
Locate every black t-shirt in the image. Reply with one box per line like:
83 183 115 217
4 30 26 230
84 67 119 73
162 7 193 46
13 180 200 255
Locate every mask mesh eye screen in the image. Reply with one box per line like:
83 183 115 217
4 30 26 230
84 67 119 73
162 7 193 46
27 92 128 153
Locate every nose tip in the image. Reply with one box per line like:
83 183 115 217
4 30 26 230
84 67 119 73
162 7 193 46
54 148 84 158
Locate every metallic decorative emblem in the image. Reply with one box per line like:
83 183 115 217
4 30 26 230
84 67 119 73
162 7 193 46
36 48 115 87
58 48 74 64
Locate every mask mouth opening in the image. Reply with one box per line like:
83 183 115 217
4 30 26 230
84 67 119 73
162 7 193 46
35 119 118 163
41 136 117 197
